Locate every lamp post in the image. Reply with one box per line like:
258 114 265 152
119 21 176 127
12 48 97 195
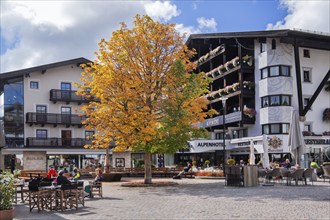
220 97 228 183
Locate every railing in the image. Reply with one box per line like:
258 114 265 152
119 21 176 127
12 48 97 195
4 138 24 148
26 137 92 148
49 89 96 104
26 112 85 127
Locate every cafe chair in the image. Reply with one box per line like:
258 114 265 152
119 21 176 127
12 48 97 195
322 167 330 183
28 182 49 212
60 184 79 211
89 181 103 198
303 168 314 185
265 168 281 184
76 181 85 206
288 168 304 186
279 167 289 185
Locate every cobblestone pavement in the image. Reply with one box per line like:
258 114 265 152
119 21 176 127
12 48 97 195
14 177 330 220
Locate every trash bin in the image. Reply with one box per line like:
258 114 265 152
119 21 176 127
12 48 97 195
243 165 258 187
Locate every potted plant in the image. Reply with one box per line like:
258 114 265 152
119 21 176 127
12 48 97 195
242 55 253 66
0 171 15 220
204 160 210 167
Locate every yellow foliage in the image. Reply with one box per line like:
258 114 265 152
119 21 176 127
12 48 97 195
77 15 215 152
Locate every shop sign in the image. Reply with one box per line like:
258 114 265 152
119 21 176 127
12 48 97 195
304 138 330 145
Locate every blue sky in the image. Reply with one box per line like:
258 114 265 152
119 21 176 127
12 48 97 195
0 0 329 72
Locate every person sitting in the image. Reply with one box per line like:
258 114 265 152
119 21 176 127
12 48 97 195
72 168 81 181
173 161 192 179
56 170 71 185
47 166 58 179
94 164 103 182
282 159 291 169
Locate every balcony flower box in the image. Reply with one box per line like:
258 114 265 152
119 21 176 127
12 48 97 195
242 55 253 66
243 81 255 90
218 65 227 74
232 82 240 91
225 61 234 71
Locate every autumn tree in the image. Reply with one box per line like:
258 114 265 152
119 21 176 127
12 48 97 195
78 15 215 184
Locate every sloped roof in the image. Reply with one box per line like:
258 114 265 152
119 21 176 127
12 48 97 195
0 57 91 81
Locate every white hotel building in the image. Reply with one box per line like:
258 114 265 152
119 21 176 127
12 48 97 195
0 29 329 170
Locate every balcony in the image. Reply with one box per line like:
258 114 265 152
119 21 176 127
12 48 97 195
197 111 255 128
26 112 86 127
26 137 92 148
49 89 96 104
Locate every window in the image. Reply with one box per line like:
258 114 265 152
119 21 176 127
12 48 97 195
303 68 312 82
36 105 47 113
232 129 247 139
85 131 95 139
281 95 290 106
260 43 266 53
261 68 268 79
36 129 47 139
262 97 269 107
61 107 71 114
261 95 291 108
271 39 276 50
304 123 312 132
262 123 290 134
269 66 279 77
304 98 311 110
261 65 290 79
280 66 290 76
30 81 39 89
61 82 71 99
303 49 310 58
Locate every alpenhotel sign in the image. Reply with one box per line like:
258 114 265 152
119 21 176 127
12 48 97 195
188 140 224 153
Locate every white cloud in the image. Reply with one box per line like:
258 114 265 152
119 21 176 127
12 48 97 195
197 17 217 32
267 0 330 33
144 1 180 21
175 23 200 36
0 1 145 72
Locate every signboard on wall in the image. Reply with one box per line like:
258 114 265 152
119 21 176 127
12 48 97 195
188 140 224 153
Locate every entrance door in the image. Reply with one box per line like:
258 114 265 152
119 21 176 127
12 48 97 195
61 130 71 147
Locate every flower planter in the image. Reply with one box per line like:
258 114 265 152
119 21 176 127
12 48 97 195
232 57 240 67
0 207 15 220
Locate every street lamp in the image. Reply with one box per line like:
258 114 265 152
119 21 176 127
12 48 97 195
220 97 228 184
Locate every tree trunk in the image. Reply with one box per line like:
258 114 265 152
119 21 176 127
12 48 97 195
144 152 152 184
105 147 110 173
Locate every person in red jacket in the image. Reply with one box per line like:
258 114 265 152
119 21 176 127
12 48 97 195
47 165 58 179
